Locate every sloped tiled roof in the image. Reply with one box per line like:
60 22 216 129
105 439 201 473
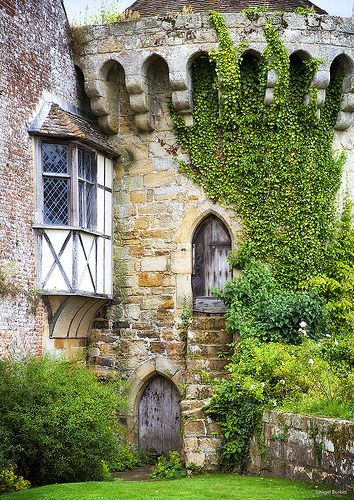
129 0 326 17
29 104 117 157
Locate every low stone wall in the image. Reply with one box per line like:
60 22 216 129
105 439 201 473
249 411 354 491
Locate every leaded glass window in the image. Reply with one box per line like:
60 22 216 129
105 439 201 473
41 142 97 230
78 148 96 230
42 144 69 225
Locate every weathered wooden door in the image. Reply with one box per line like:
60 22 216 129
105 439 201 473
192 215 232 311
138 375 181 456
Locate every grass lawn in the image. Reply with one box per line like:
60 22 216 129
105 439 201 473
1 474 353 500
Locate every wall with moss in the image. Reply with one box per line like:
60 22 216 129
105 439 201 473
250 410 354 489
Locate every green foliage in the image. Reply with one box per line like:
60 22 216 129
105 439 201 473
302 198 354 336
208 336 354 470
150 451 187 480
74 1 140 26
110 444 150 472
0 262 19 297
240 7 268 14
0 356 129 485
0 466 30 493
214 260 325 344
170 11 346 289
294 7 315 14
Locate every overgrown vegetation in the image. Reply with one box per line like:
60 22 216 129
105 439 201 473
0 356 140 488
208 335 353 470
169 10 353 472
72 1 140 26
150 451 187 480
170 12 345 289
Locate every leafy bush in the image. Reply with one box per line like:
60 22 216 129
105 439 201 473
0 356 129 485
150 452 187 480
214 260 325 344
0 466 30 493
208 337 354 470
111 444 150 472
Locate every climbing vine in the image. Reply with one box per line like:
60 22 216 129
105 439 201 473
169 11 346 288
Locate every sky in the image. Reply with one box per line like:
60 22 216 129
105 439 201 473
63 0 353 24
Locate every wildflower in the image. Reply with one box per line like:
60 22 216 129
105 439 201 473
299 321 307 329
280 379 286 385
261 382 265 389
325 334 331 338
308 358 314 366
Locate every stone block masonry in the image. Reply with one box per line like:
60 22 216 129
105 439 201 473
250 411 354 490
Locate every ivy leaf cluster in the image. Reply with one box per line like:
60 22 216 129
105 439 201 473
169 11 346 288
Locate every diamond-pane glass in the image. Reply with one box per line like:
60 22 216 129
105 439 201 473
42 144 68 174
43 177 69 224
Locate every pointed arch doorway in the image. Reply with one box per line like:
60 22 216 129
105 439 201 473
192 214 232 314
138 375 181 456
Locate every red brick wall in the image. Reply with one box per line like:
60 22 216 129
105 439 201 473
0 0 79 358
0 0 17 17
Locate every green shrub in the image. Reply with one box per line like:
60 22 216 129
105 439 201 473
0 356 129 485
110 444 150 472
214 260 325 344
150 452 187 480
0 465 30 493
208 337 354 470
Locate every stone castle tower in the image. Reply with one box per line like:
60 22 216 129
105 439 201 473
0 0 353 468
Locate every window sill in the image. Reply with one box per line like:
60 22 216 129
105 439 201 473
32 224 111 239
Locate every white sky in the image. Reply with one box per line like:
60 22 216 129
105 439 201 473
63 0 353 24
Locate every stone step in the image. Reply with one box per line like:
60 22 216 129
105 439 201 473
187 344 232 358
187 357 230 373
186 384 213 400
190 316 226 331
188 329 232 345
187 371 227 385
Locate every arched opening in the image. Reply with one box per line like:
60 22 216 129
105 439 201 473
240 51 262 112
324 54 353 127
75 65 93 116
192 214 232 313
138 374 181 456
289 52 311 106
190 54 217 113
144 54 172 130
99 60 131 133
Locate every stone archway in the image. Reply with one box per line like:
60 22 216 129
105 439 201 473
139 374 181 455
127 357 184 447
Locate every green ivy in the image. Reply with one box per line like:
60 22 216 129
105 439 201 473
169 11 346 289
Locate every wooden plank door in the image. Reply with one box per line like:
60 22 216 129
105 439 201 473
138 375 181 456
192 215 232 298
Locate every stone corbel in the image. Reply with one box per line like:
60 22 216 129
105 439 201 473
126 76 154 132
170 73 193 126
264 69 277 106
335 74 354 131
84 78 118 135
311 70 330 114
